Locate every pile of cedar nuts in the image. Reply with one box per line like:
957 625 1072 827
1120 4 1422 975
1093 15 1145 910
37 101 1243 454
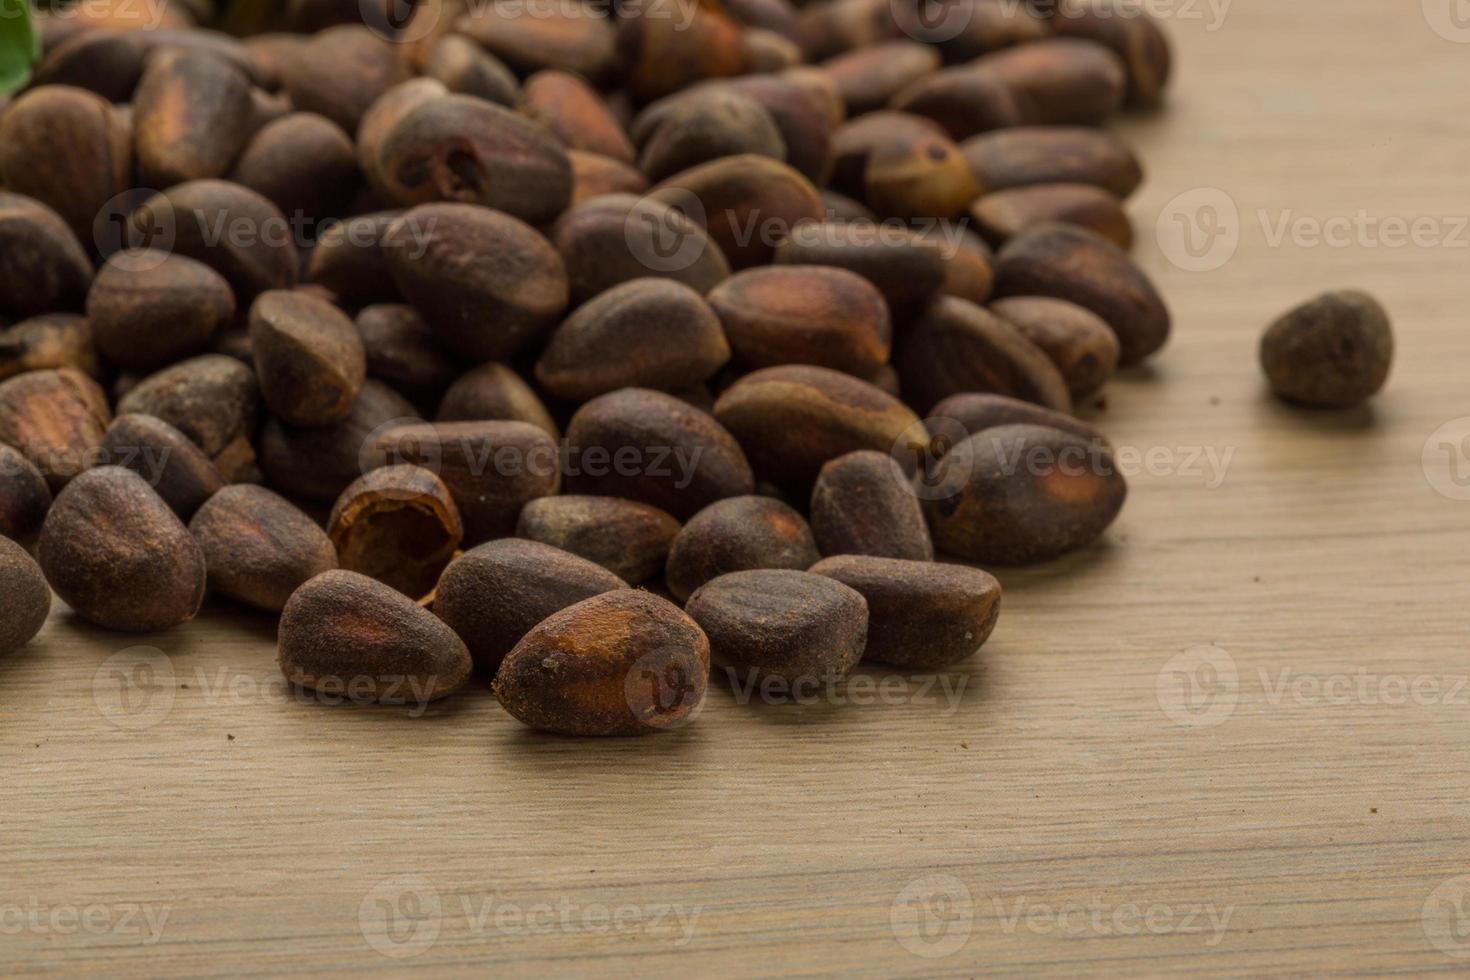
0 0 1174 736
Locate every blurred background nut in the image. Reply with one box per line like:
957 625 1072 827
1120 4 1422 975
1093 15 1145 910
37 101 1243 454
520 70 636 165
0 194 93 322
989 296 1121 401
133 50 257 188
0 314 103 383
88 251 236 373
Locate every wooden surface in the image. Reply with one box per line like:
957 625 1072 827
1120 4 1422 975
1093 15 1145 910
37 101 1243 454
7 3 1470 975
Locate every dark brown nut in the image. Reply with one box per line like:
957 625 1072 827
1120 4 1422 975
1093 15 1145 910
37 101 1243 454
372 95 573 223
722 75 836 185
30 31 147 102
118 354 262 476
925 423 1126 564
189 484 336 612
686 569 867 685
726 0 799 39
979 38 1126 126
243 33 303 90
772 220 946 314
0 444 52 539
821 40 941 116
306 211 402 307
919 223 995 305
248 88 293 132
565 388 754 520
664 495 819 602
422 35 519 105
257 379 417 501
810 555 1000 669
435 537 628 672
520 70 635 164
828 110 947 198
796 0 897 61
0 194 93 321
864 129 979 221
356 78 449 200
743 28 802 73
810 450 931 561
39 466 206 631
0 536 49 653
101 415 224 520
931 0 1050 62
889 66 1026 142
971 183 1133 249
384 203 569 361
0 369 111 491
536 279 730 401
377 421 561 543
456 0 618 79
819 190 878 223
133 50 256 188
961 126 1144 198
993 222 1170 366
990 296 1119 399
130 181 300 300
929 391 1107 446
328 465 462 600
1050 0 1172 107
229 113 360 226
0 314 103 382
281 26 411 134
638 90 786 184
88 251 236 372
715 365 927 489
494 589 707 735
436 363 559 440
280 569 472 704
708 266 891 377
896 296 1072 414
651 155 825 269
0 86 131 241
1260 290 1393 409
516 496 679 585
569 151 650 205
550 194 731 306
249 290 367 427
619 0 747 102
356 305 457 397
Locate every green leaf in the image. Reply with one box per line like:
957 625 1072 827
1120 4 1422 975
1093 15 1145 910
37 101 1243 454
0 0 39 96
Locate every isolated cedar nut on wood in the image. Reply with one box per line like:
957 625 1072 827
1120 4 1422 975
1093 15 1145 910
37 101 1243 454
810 451 932 561
281 25 412 133
435 538 628 673
960 126 1145 199
132 50 256 188
0 314 103 382
820 40 941 116
971 183 1134 250
0 193 94 321
1260 290 1393 409
280 570 473 704
979 38 1127 127
686 569 867 686
994 223 1171 366
889 66 1026 143
568 151 650 205
636 89 786 184
256 379 417 501
0 369 112 492
190 485 338 612
436 363 559 441
39 467 207 632
810 555 1000 669
520 70 635 164
772 220 947 315
454 0 619 79
494 589 709 736
516 496 680 586
664 495 820 602
0 537 49 654
929 392 1108 447
101 414 224 520
708 265 892 377
328 465 462 600
0 444 52 539
117 354 261 476
535 279 731 401
88 250 236 372
249 290 367 427
714 365 928 490
990 296 1120 400
925 424 1127 564
383 203 569 362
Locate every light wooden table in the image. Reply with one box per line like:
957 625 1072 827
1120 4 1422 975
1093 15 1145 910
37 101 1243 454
7 3 1470 975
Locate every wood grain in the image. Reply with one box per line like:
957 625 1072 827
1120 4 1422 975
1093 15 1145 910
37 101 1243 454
7 4 1470 975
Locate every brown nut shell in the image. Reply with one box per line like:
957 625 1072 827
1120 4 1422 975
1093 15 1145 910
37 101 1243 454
256 379 417 501
306 211 403 307
889 65 1026 142
356 304 457 397
88 251 236 372
0 536 50 653
281 26 411 134
0 443 52 539
101 414 224 520
619 0 747 102
1260 290 1393 409
971 183 1133 250
250 290 367 427
328 464 462 600
960 126 1144 198
0 368 112 491
1050 0 1172 107
117 354 261 473
863 131 979 221
0 314 103 382
516 496 680 586
929 392 1107 446
229 112 360 226
133 49 256 188
455 0 618 79
664 495 819 603
422 35 520 105
990 296 1120 400
568 151 650 205
810 450 932 561
772 220 946 315
436 363 559 440
190 484 339 612
0 193 93 321
520 70 634 164
979 38 1126 127
636 89 785 184
821 40 941 116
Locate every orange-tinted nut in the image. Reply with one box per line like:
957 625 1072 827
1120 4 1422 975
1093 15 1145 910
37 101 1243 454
0 314 103 382
619 0 747 101
970 183 1133 249
520 70 635 164
961 126 1144 198
990 296 1120 399
568 151 649 205
328 464 462 600
133 50 256 188
0 369 111 491
864 129 980 221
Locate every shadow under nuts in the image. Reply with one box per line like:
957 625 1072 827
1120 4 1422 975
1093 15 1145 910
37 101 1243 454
0 537 50 654
665 495 821 603
515 496 680 586
328 464 463 601
1261 290 1393 409
189 484 338 613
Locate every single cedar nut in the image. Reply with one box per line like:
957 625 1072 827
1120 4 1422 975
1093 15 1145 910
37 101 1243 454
229 112 360 226
990 296 1120 399
960 126 1144 198
190 484 338 612
637 89 786 184
435 538 628 673
0 368 112 491
356 305 458 397
281 26 411 134
493 589 709 736
88 250 236 372
436 363 559 440
863 130 980 221
0 537 49 654
970 183 1133 250
101 414 224 520
249 290 367 427
516 496 680 585
279 570 472 705
619 0 747 101
821 40 942 116
721 74 836 184
773 219 947 315
0 193 93 321
256 380 417 501
925 424 1127 564
0 443 52 539
1051 0 1172 107
421 35 520 105
328 465 462 600
930 392 1108 447
117 354 261 475
519 70 635 164
0 314 103 382
889 65 1026 142
979 38 1126 127
133 50 256 187
810 555 1000 669
686 569 868 686
664 495 820 603
38 467 206 631
810 451 932 561
923 223 996 306
651 154 825 268
454 0 619 80
306 211 402 307
829 111 946 198
1260 291 1393 409
568 151 650 204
